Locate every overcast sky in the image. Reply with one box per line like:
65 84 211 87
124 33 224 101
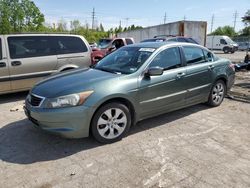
33 0 250 32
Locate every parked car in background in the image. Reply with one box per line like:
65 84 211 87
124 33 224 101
206 35 238 53
91 37 135 64
237 42 250 51
0 34 91 94
141 35 199 44
89 42 98 49
25 42 235 143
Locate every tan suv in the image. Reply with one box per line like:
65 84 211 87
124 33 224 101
0 34 91 94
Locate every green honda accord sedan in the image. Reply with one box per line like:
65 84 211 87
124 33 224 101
24 42 235 143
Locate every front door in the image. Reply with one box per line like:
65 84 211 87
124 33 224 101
138 47 187 119
0 36 11 93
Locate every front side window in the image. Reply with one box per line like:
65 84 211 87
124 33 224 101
183 46 206 65
112 39 125 49
8 36 57 59
203 50 214 62
149 47 181 70
0 39 2 60
94 47 154 74
220 39 227 45
55 36 88 54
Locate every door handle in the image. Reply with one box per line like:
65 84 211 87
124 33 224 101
176 72 186 79
208 65 215 70
11 61 22 66
0 62 6 68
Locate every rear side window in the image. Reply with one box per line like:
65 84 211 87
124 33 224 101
8 36 57 59
55 36 88 54
177 38 187 42
167 38 177 42
0 39 2 60
149 47 181 70
125 39 133 45
183 46 206 65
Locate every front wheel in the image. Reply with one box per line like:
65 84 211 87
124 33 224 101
207 80 226 107
91 103 131 143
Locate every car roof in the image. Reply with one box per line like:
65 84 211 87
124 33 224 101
126 41 200 49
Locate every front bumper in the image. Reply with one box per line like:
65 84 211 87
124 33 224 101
24 100 94 138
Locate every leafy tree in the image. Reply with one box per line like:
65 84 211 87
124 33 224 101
239 26 250 36
242 10 250 26
57 19 67 32
210 26 237 37
70 20 81 33
0 0 45 33
99 23 104 32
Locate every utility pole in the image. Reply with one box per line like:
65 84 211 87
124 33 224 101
92 7 96 30
233 10 238 30
125 18 129 27
164 12 167 24
119 20 122 28
183 15 186 21
211 14 214 33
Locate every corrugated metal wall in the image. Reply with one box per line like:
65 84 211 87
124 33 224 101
117 21 207 46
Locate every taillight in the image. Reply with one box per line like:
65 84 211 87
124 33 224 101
229 63 235 71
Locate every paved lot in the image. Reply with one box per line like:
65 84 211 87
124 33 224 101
214 50 247 63
0 82 250 187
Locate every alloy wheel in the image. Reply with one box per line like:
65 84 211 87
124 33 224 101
97 108 127 139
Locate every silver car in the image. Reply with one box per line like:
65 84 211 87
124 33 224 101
0 34 91 94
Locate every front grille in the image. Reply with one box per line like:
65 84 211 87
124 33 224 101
30 95 43 107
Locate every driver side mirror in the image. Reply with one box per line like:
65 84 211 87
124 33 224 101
145 67 164 77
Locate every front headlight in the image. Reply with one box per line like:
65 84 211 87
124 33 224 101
44 91 94 108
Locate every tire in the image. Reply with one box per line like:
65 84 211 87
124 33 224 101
91 102 131 143
207 80 226 107
223 47 229 54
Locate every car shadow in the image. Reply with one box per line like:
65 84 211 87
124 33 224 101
0 104 209 165
0 91 28 105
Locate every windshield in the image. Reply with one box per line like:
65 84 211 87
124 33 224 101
98 39 112 49
225 37 235 44
94 47 155 74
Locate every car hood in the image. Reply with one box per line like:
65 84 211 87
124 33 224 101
31 68 120 98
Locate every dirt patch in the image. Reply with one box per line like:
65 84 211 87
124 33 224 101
228 71 250 103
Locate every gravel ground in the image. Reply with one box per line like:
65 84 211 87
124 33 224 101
0 79 250 187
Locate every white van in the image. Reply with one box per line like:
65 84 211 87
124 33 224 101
206 35 238 53
0 34 91 94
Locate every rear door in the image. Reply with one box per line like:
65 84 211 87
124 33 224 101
0 36 11 93
7 35 58 91
182 46 214 104
55 36 91 70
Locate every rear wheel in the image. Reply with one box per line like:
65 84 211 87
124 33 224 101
207 80 226 107
91 103 131 143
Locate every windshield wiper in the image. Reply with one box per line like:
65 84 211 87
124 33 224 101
94 67 121 74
